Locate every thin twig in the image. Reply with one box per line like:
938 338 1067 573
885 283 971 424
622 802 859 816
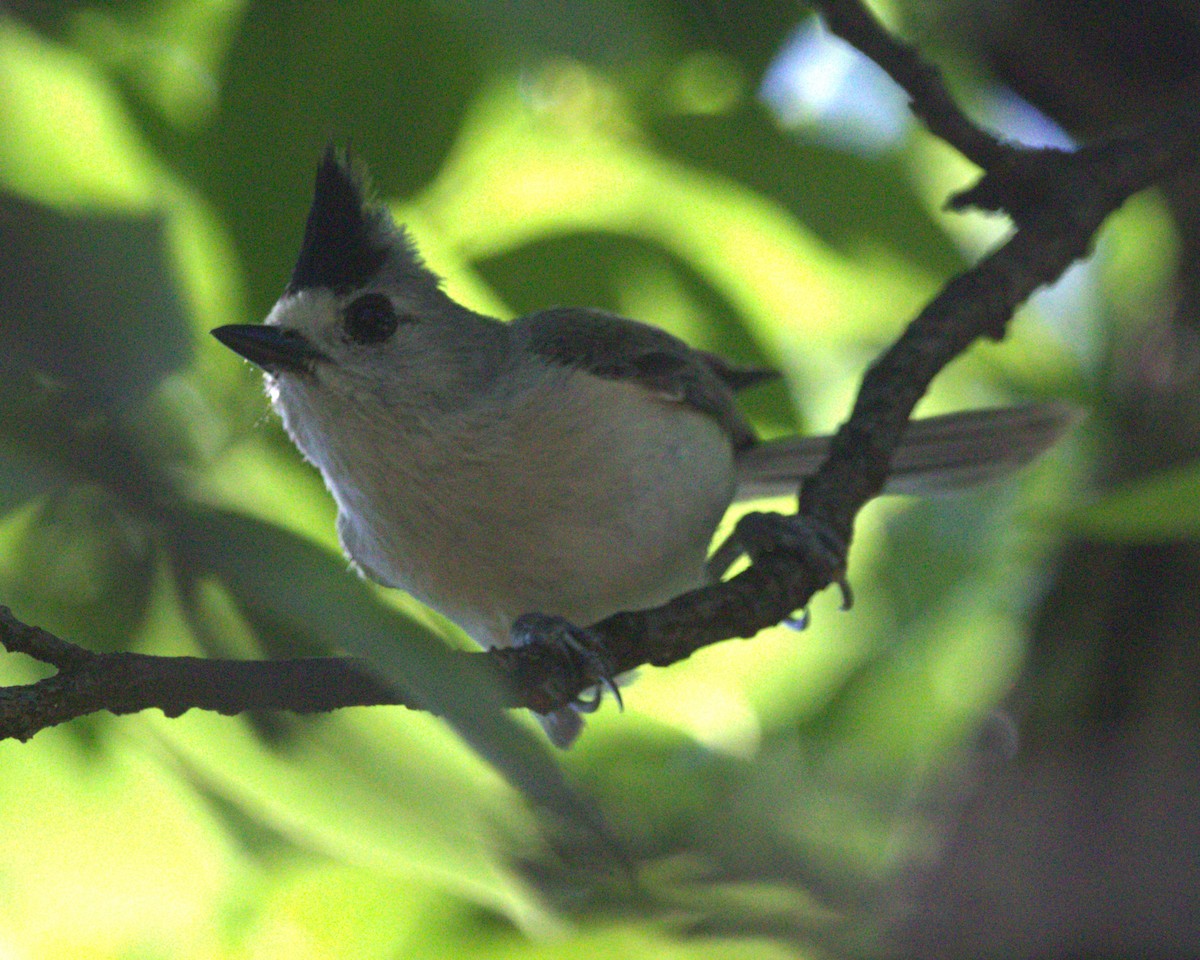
812 0 1009 169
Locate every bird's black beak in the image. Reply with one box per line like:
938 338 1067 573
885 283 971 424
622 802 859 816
211 324 328 375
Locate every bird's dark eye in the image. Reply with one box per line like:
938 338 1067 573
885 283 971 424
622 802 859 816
343 293 400 344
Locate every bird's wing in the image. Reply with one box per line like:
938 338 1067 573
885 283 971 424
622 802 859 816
515 307 775 450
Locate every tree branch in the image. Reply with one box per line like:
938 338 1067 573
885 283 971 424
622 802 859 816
584 1 1200 683
4 0 1197 740
0 604 588 739
0 605 396 740
814 0 1009 168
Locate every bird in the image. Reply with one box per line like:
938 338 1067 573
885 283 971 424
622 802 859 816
213 148 1071 746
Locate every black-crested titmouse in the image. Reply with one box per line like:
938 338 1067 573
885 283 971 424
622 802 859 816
214 149 1070 746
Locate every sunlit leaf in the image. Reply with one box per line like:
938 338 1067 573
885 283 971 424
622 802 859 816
0 726 232 957
170 505 609 835
70 0 246 130
654 106 963 279
144 709 552 929
0 16 161 208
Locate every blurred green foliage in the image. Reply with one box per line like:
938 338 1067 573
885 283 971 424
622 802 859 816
0 1 1173 957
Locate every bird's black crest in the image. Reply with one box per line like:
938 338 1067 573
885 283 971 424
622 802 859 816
286 147 397 294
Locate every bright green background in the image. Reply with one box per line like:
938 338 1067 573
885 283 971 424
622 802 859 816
0 1 1176 957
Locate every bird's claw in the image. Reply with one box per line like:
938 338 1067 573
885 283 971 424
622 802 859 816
510 613 623 713
725 511 854 612
783 608 811 631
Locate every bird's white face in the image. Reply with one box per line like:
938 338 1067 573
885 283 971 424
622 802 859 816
259 277 512 419
262 287 399 398
255 288 426 504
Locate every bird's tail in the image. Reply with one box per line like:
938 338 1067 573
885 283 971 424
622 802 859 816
734 402 1077 502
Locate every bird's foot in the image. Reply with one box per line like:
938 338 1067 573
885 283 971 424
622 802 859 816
723 511 854 614
510 613 623 714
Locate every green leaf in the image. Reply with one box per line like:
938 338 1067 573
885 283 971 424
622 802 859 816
0 190 191 413
5 486 155 651
0 15 163 208
1067 459 1200 542
0 442 67 515
652 106 963 279
171 505 610 836
143 708 552 928
164 0 489 321
0 724 233 955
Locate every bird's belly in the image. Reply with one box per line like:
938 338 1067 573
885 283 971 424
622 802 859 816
333 375 737 648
